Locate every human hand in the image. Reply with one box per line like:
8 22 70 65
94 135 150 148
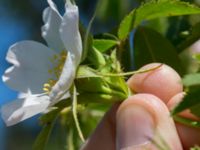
81 63 200 150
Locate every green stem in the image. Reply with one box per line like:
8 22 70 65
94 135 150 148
67 128 74 150
71 84 85 142
96 64 163 77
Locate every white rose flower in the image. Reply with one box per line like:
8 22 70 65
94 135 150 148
1 0 82 126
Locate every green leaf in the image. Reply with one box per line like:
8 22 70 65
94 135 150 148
172 73 200 117
134 26 184 75
178 22 200 52
182 73 200 87
118 9 136 40
118 0 200 40
190 104 200 117
119 38 132 71
81 0 99 62
93 39 118 52
173 115 200 128
33 119 56 150
81 24 93 62
146 17 169 35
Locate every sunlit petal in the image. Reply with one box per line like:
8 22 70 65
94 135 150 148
2 41 57 94
60 1 82 66
42 6 65 51
49 54 75 104
1 95 50 126
47 0 60 15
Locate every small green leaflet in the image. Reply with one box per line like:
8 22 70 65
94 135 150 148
134 26 184 75
190 104 200 118
93 39 118 53
118 0 200 40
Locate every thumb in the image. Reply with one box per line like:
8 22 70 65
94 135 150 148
116 94 183 150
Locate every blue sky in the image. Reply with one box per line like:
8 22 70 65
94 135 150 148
0 5 31 149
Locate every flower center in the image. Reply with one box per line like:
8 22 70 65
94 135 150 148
43 50 67 93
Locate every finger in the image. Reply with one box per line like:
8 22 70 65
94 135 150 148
167 93 200 149
116 94 183 150
127 63 183 104
81 103 119 150
167 92 199 121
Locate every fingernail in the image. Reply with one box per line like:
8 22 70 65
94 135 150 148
116 105 155 150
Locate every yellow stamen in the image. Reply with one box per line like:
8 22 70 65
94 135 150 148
43 50 67 93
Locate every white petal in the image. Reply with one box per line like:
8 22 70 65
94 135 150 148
1 95 50 126
17 90 33 99
60 2 82 66
47 0 60 15
49 54 75 104
62 91 70 99
42 7 65 51
2 41 57 94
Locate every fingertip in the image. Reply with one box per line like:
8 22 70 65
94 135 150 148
128 63 183 104
116 94 182 150
167 92 199 121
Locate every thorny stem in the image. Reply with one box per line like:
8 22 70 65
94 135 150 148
96 64 163 77
71 84 85 142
